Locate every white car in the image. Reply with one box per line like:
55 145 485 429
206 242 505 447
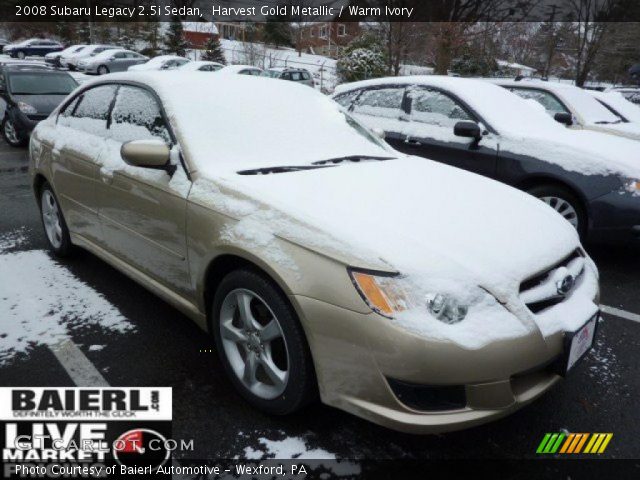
590 90 640 123
178 61 224 72
493 79 640 141
64 45 120 71
217 64 263 76
57 44 89 68
128 55 191 71
45 45 86 67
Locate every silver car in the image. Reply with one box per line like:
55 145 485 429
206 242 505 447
262 67 314 87
78 49 149 75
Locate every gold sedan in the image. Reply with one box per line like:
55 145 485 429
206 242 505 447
29 72 600 433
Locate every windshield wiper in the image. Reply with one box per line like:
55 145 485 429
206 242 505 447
312 155 394 166
595 120 622 125
237 165 331 175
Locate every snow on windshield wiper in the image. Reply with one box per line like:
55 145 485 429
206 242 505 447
595 120 622 125
237 165 331 175
312 155 394 166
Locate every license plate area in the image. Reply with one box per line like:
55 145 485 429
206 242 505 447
557 314 599 376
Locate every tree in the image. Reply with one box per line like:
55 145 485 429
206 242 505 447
201 36 227 64
262 17 292 48
337 34 387 82
164 16 189 56
451 51 499 76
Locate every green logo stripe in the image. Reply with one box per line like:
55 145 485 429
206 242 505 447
536 433 552 453
550 433 565 453
543 433 559 453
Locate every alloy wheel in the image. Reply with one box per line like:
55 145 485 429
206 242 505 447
41 190 63 249
3 120 20 146
219 288 290 400
98 66 109 75
540 196 579 229
17 51 25 60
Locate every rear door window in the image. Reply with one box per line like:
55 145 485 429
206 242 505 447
59 84 117 136
408 88 473 128
352 87 405 119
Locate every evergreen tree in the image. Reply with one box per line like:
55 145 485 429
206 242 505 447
164 16 189 56
262 17 291 48
336 34 387 83
201 36 227 64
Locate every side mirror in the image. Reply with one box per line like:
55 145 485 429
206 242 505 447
372 127 386 139
454 121 481 140
554 112 573 126
120 140 173 173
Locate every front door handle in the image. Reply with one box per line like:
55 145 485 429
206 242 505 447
404 137 422 146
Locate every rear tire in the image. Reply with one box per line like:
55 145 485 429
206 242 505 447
212 269 316 415
39 182 73 257
527 184 586 238
16 51 25 60
97 65 109 75
2 118 27 147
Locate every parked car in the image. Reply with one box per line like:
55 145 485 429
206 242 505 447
29 71 600 433
590 90 640 123
218 64 263 76
261 67 314 87
0 38 9 51
333 76 640 244
58 44 89 69
64 44 120 71
607 87 640 105
0 65 77 147
128 55 190 71
45 45 86 68
78 49 148 75
492 79 640 141
3 38 64 59
177 60 224 72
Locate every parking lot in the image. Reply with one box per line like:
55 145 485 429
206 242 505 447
1 136 639 466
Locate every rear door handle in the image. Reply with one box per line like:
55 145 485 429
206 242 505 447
404 138 422 146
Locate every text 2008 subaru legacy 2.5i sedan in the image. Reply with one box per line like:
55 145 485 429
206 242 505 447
29 72 600 433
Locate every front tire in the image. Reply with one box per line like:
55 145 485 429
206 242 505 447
39 183 73 257
212 269 316 415
527 184 586 238
97 65 109 75
16 50 25 60
2 118 27 147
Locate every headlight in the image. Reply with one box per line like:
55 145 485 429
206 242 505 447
624 179 640 194
349 269 473 323
17 102 37 114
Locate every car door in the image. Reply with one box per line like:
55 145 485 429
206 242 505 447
349 86 408 150
108 52 129 72
98 84 192 295
120 52 144 71
52 84 118 244
397 86 497 177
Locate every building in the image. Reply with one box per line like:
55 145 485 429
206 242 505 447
181 22 219 49
296 22 361 58
496 59 537 77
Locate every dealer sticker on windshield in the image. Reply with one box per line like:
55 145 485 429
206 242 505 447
565 315 598 373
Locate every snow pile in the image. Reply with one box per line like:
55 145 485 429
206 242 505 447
0 227 28 253
0 249 132 364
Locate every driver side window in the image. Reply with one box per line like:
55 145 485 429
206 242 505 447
109 86 171 144
408 88 473 128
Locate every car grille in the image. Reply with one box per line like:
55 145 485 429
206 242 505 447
519 249 585 314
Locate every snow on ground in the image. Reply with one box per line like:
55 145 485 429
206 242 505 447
0 227 28 253
0 240 132 364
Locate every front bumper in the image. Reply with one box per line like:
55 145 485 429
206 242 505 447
588 189 640 244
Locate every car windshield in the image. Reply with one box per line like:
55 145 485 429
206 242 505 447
559 87 622 125
8 73 78 95
262 70 281 78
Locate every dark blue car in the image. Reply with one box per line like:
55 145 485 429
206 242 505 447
3 38 64 59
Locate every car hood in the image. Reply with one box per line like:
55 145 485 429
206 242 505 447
12 94 68 115
214 156 580 301
588 122 640 140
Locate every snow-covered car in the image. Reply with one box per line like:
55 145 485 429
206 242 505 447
493 79 640 141
590 90 640 123
63 44 120 71
261 67 314 87
45 45 85 68
218 64 263 76
3 38 64 59
128 55 190 71
29 72 600 433
77 49 149 75
333 76 640 244
607 87 640 105
177 60 224 72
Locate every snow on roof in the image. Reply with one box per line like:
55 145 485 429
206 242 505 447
496 59 536 72
182 21 218 35
92 71 390 175
177 60 223 70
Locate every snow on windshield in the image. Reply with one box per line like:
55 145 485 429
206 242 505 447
593 91 640 123
113 72 393 175
558 86 621 125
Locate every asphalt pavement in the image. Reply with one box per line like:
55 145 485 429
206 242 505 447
1 139 639 468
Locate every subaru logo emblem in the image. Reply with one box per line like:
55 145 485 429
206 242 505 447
556 275 575 295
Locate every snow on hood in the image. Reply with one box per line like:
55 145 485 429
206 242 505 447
597 121 640 140
223 156 580 302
